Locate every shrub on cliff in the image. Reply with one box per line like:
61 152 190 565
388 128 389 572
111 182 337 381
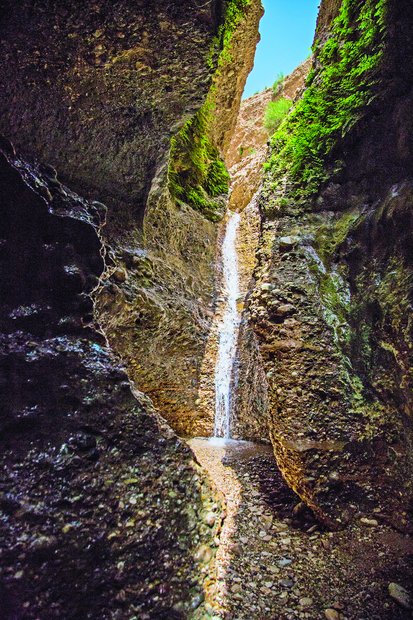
264 97 291 135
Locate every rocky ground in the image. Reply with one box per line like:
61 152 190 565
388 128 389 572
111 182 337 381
189 438 413 620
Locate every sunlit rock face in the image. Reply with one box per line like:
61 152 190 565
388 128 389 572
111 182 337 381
225 63 310 442
253 0 413 528
226 58 311 215
0 146 222 618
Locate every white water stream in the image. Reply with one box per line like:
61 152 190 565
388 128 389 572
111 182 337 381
214 210 241 439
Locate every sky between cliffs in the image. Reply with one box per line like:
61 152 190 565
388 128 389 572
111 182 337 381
243 0 320 98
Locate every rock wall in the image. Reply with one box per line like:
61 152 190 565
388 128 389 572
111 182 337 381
253 0 413 528
0 0 263 437
225 63 310 441
0 145 222 619
94 0 263 437
0 0 222 234
0 0 264 616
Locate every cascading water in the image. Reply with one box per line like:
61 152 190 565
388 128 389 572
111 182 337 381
214 210 241 439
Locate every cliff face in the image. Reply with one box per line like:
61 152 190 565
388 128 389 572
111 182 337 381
0 0 219 234
0 0 263 438
253 0 413 528
96 0 263 437
0 1 263 617
0 145 222 618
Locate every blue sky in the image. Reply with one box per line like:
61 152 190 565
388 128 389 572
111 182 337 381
243 0 320 98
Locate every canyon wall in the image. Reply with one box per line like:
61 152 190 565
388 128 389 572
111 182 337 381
0 1 263 617
0 145 223 618
0 0 263 437
252 0 413 528
226 63 310 441
96 0 263 437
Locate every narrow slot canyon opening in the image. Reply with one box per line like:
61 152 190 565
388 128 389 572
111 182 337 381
188 3 326 616
2 0 413 618
193 0 319 444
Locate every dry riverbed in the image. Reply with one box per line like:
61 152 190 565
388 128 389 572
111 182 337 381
188 438 413 620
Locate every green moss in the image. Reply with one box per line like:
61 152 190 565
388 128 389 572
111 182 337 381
315 210 360 266
169 0 250 220
210 0 252 68
168 102 229 221
264 0 387 212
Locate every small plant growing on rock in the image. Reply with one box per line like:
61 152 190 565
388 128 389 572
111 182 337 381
264 97 291 135
272 72 285 95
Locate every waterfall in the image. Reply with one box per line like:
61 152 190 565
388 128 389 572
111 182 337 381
214 210 241 439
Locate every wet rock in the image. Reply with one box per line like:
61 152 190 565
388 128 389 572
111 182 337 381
112 267 127 283
0 149 223 619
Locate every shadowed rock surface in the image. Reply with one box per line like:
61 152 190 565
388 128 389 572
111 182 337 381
0 146 223 619
0 0 263 437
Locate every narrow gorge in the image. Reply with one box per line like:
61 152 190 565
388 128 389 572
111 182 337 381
0 1 412 619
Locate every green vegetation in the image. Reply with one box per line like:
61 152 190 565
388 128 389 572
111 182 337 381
315 210 361 265
264 97 291 134
264 0 387 212
168 103 229 222
169 0 250 220
272 73 285 95
212 0 251 67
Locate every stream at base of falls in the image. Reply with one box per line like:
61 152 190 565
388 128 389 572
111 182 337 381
214 210 241 439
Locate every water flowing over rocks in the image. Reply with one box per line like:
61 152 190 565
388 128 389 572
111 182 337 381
214 212 241 439
1 0 413 617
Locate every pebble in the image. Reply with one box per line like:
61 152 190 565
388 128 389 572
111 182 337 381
324 610 340 620
299 597 313 608
388 582 411 609
278 557 293 567
360 517 378 527
204 512 216 527
194 544 213 564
